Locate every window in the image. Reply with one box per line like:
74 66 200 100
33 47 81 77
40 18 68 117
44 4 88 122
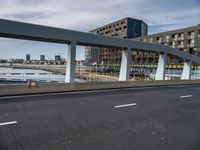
166 35 170 41
191 32 195 38
175 34 178 40
179 41 184 45
189 48 194 54
180 33 184 40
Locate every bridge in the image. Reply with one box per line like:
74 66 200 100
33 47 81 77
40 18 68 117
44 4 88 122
1 19 200 150
1 19 200 82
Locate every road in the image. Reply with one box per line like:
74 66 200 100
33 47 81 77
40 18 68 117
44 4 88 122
0 84 200 150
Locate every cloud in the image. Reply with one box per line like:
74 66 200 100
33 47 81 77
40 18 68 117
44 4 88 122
0 0 199 59
0 0 199 33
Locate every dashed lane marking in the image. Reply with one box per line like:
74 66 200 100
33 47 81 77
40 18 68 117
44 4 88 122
0 121 17 126
180 95 192 99
114 103 137 108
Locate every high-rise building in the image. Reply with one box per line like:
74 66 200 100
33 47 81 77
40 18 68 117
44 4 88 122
40 55 45 61
133 24 200 64
26 54 31 61
85 17 148 64
55 55 61 61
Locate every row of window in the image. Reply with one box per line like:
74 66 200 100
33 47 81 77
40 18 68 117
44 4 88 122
140 30 200 43
96 21 127 33
97 26 127 34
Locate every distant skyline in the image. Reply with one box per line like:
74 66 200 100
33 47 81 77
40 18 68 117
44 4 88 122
0 0 200 60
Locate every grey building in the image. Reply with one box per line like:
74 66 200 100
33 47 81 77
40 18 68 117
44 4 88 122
85 17 148 64
26 54 31 61
40 55 45 61
133 24 200 64
55 55 61 61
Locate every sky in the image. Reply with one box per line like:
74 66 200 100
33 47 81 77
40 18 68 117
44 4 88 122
0 0 200 60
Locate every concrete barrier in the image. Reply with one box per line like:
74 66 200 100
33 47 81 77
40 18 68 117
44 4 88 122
0 80 200 96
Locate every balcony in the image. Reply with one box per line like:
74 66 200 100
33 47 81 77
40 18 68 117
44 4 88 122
178 37 184 40
172 45 176 48
177 45 184 49
187 43 195 47
187 35 195 39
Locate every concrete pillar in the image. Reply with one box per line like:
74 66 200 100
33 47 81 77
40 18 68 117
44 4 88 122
65 41 76 83
119 47 131 81
181 60 192 80
155 53 167 80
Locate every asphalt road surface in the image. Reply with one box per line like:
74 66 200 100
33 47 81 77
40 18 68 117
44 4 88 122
0 84 200 150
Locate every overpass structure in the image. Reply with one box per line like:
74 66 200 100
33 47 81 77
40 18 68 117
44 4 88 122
0 19 200 83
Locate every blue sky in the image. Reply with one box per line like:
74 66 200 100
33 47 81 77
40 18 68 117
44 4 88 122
0 0 200 60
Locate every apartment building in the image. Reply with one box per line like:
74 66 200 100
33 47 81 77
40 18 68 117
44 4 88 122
133 25 200 64
85 17 148 64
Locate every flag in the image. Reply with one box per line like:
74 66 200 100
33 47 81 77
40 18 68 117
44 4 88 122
91 60 97 65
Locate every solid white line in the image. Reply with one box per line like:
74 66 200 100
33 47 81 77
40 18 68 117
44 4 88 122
0 121 17 126
114 103 137 108
180 95 192 98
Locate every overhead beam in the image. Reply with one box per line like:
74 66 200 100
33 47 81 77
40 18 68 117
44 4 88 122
0 19 200 64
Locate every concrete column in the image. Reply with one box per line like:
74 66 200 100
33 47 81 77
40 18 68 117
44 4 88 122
65 41 76 83
181 60 192 80
119 47 131 81
155 53 167 80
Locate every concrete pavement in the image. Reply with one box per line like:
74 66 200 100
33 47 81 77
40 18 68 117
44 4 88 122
0 85 200 150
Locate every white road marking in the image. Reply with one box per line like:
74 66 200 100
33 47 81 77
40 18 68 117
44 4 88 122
180 95 192 98
0 121 17 126
114 103 137 108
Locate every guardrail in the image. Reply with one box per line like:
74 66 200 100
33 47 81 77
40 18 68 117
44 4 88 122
0 72 64 83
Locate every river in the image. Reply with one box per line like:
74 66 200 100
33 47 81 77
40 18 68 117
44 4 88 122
0 67 86 84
